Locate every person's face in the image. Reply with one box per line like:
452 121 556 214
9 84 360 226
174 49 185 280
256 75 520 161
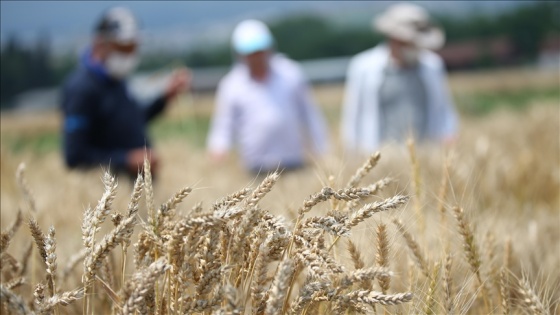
389 38 413 55
93 38 140 79
388 38 419 66
243 50 270 75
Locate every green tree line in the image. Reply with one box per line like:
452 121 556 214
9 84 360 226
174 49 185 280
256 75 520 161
0 33 74 108
1 1 558 109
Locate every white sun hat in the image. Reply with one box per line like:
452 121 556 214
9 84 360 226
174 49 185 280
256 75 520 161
231 19 274 55
373 2 445 50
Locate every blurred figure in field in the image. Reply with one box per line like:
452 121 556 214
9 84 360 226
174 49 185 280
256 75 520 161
207 19 328 174
61 7 190 178
341 2 458 154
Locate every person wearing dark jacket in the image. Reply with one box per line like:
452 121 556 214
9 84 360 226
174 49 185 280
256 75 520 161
61 7 189 177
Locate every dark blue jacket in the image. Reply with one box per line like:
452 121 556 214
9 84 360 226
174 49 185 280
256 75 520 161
61 50 166 173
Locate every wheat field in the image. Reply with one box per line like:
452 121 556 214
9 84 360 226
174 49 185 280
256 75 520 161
0 68 559 314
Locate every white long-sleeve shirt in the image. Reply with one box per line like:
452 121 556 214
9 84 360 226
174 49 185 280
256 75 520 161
341 44 458 154
207 54 328 171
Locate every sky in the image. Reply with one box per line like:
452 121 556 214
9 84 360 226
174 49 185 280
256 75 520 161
1 2 310 37
0 1 529 55
0 1 336 53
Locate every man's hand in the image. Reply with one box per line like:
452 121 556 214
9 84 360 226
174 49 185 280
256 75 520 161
443 136 457 148
127 148 159 176
165 68 191 100
209 151 229 165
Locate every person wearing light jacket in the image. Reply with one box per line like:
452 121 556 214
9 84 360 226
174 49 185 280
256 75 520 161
341 2 458 154
207 19 329 174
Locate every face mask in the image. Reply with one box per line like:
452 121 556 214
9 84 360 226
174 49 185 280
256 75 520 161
401 47 420 65
105 52 138 79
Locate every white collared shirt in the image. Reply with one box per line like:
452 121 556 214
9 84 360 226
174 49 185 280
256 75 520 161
207 54 328 171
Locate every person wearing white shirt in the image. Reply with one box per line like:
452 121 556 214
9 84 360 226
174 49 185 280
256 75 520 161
341 2 458 154
207 19 329 173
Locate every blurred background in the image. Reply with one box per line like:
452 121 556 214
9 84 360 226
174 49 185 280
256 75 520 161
0 0 558 176
1 1 558 110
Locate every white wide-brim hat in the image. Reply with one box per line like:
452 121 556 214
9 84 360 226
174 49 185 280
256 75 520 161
373 2 445 50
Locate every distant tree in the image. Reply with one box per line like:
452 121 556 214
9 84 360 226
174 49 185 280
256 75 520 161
1 34 28 107
51 53 77 84
269 15 333 60
0 32 58 108
264 15 380 61
1 1 558 109
329 28 382 56
185 46 231 68
500 1 559 60
438 1 558 56
165 2 560 69
31 31 55 87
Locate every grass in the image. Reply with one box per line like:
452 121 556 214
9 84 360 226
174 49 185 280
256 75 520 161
2 132 60 155
455 86 559 116
149 115 211 148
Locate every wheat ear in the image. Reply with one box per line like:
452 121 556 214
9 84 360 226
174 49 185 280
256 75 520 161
1 285 36 315
28 217 47 263
424 262 440 315
376 223 390 293
517 276 546 315
16 163 37 213
345 151 381 189
0 209 23 254
499 268 510 315
392 218 429 277
442 253 454 314
121 258 169 315
246 172 279 207
265 258 294 315
44 225 57 297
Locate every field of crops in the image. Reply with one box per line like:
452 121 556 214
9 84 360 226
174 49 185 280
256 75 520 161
1 68 558 314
